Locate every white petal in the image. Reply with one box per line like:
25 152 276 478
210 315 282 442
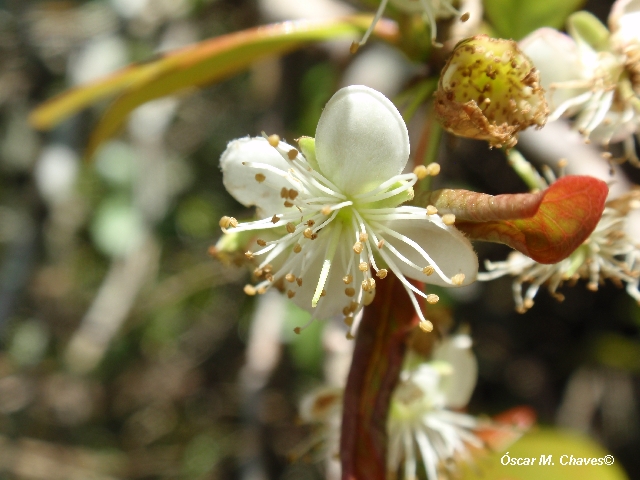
382 219 478 287
315 85 410 196
433 334 478 408
220 137 296 217
589 110 638 144
519 28 586 109
610 0 640 47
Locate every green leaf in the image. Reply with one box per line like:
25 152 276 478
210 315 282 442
462 428 628 480
29 15 398 160
484 0 587 40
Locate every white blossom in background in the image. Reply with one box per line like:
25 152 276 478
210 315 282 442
353 0 469 52
217 85 477 334
479 191 640 312
298 334 493 479
520 0 640 165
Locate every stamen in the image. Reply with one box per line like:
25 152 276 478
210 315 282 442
359 262 369 272
287 149 298 160
426 294 439 304
296 278 303 286
345 287 356 297
376 269 388 279
245 251 254 259
425 163 440 176
423 266 435 275
219 216 238 230
285 273 296 283
312 223 343 307
442 214 456 226
286 222 296 234
257 239 267 247
343 275 353 284
419 320 434 332
267 134 280 147
304 228 314 239
353 241 364 254
351 0 389 53
426 205 438 215
451 273 465 285
255 173 266 183
244 285 257 296
359 232 368 242
293 244 302 253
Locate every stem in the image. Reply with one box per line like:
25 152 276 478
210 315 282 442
340 274 423 479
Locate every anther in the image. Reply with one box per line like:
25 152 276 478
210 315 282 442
293 244 302 253
377 240 385 249
245 251 254 259
419 320 434 333
425 163 441 176
362 278 376 291
244 285 257 296
321 205 332 215
346 332 355 340
263 264 273 273
376 269 388 279
460 12 470 22
345 287 356 297
414 165 428 179
296 278 303 286
451 273 465 285
268 134 280 147
255 173 266 183
286 222 296 234
426 294 439 304
281 187 289 199
353 241 364 254
344 315 354 326
423 266 435 276
219 216 238 229
253 268 263 277
285 273 296 283
350 41 359 54
287 149 298 160
349 301 358 312
257 286 267 295
265 273 274 282
442 214 456 225
257 239 267 247
293 327 301 335
284 201 294 208
359 232 368 242
343 306 352 316
343 275 353 284
426 205 438 216
320 289 327 297
287 290 296 298
306 219 315 227
271 215 279 224
303 228 313 239
288 189 299 200
359 262 369 272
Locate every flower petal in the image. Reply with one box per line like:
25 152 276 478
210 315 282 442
220 136 296 217
382 218 478 287
433 334 478 409
315 85 409 196
609 0 640 48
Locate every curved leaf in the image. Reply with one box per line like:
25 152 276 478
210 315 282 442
29 15 398 159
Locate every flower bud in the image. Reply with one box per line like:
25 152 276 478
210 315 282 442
435 35 549 149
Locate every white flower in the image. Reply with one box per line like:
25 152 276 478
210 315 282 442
297 334 490 479
479 191 640 312
218 85 477 333
520 0 640 164
353 0 468 52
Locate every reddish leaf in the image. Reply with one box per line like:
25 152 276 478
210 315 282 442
341 275 423 480
423 176 608 264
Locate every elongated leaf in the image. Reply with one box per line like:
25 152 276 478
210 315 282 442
30 15 398 159
423 176 608 264
484 0 586 40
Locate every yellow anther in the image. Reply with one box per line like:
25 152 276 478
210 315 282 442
353 241 363 254
244 285 257 296
268 134 280 147
346 331 355 340
414 165 428 179
287 290 296 298
303 227 314 239
362 278 376 292
271 215 279 224
285 273 296 283
343 275 353 284
293 327 301 335
419 320 434 333
558 158 568 168
442 214 456 225
263 264 273 273
359 262 369 272
284 201 294 208
293 244 302 253
377 240 385 249
460 12 470 22
256 239 267 247
306 219 315 227
288 189 299 200
349 301 358 312
321 205 332 215
423 266 435 276
257 286 267 295
376 269 388 279
451 273 465 286
344 315 354 326
219 216 238 229
425 163 441 176
359 232 368 242
350 41 359 55
426 205 438 216
287 149 298 160
281 187 289 198
296 278 303 286
255 173 266 183
343 306 352 316
345 287 356 297
245 251 254 259
426 294 439 304
286 222 296 234
265 273 274 282
253 268 263 277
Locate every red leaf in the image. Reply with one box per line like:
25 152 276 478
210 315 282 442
428 176 608 264
341 275 422 480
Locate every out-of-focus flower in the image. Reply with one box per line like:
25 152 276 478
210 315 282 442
352 0 470 52
216 85 477 333
479 190 640 312
520 0 640 165
435 35 548 149
298 334 513 479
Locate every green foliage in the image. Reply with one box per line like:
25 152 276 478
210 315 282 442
484 0 587 40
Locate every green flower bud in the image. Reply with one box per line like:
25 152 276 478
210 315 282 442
435 34 549 149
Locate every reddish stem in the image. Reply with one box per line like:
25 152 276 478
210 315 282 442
340 275 422 479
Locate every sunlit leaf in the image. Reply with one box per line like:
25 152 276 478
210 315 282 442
421 176 608 264
29 15 398 159
484 0 587 40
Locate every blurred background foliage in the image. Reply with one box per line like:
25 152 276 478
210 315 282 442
0 0 638 479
